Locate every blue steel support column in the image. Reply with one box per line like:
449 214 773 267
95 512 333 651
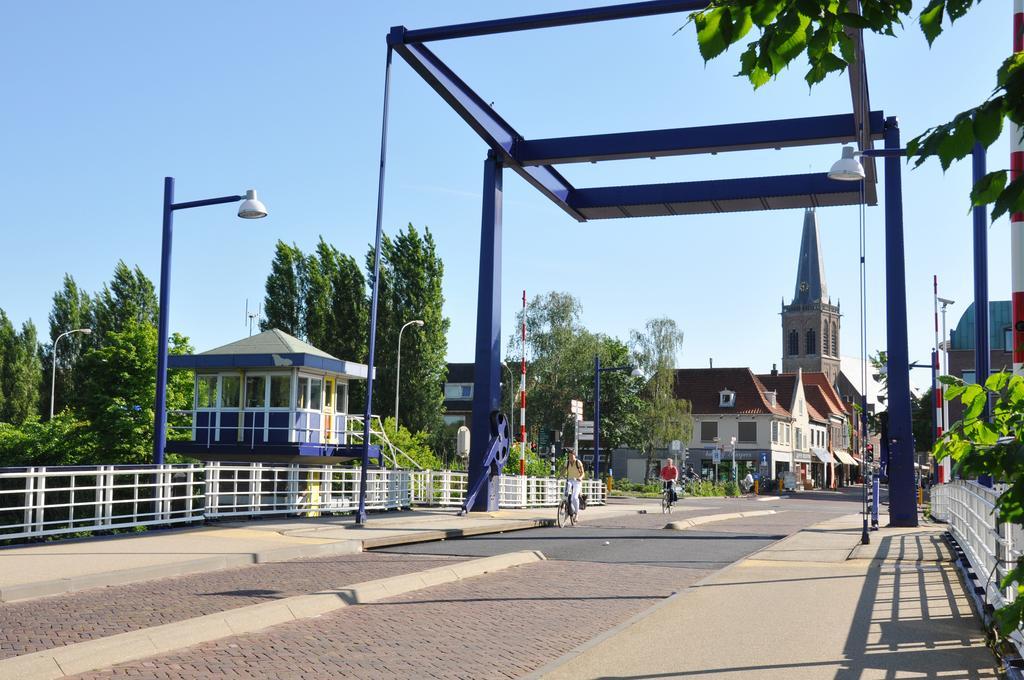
973 142 993 488
356 45 395 525
469 152 503 512
153 177 174 465
593 355 601 480
883 117 917 527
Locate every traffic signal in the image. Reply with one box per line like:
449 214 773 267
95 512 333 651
866 443 874 464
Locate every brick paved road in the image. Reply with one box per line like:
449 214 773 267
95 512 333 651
0 552 466 659
73 559 702 680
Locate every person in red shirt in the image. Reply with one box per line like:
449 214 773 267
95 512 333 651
660 458 679 503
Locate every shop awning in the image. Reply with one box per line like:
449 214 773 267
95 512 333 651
833 449 857 465
811 448 833 464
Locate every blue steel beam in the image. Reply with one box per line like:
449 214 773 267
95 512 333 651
569 172 872 219
388 30 583 221
517 112 886 165
396 0 710 43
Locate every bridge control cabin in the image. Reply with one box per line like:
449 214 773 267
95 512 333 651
166 329 379 464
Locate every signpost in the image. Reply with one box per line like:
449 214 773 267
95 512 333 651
570 399 583 460
712 447 721 484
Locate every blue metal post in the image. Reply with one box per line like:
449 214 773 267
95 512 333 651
153 177 174 465
973 142 993 488
469 151 503 512
882 117 917 527
594 355 601 480
356 46 394 525
872 475 880 528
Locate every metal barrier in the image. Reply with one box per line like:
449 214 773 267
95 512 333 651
931 480 1024 653
0 465 606 541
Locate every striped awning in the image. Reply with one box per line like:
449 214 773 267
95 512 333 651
833 449 857 465
811 448 833 464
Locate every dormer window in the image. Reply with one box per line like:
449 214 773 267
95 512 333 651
765 390 777 407
719 389 736 408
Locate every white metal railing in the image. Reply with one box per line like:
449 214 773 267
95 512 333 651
0 465 605 541
0 465 205 541
931 481 1024 653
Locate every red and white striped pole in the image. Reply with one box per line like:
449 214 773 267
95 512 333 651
519 289 527 476
1014 0 1024 376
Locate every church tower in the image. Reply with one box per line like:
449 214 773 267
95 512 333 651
781 208 842 385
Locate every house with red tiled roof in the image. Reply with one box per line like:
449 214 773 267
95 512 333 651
672 367 797 481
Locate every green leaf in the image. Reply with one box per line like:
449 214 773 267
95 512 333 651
971 170 1008 207
945 383 967 402
986 370 1011 392
749 66 772 88
730 6 754 43
805 51 847 86
936 117 975 170
919 0 945 46
696 9 730 62
772 12 812 65
946 0 973 21
751 0 784 26
837 32 855 65
992 173 1024 222
963 384 987 421
837 12 871 29
939 374 963 386
973 98 1005 147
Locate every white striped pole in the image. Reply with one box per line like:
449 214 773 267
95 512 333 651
1014 0 1024 376
932 276 947 482
519 289 527 475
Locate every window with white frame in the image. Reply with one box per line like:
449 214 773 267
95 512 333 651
221 376 240 408
269 375 291 408
445 383 473 400
771 421 779 443
245 376 266 408
719 390 736 407
196 375 217 408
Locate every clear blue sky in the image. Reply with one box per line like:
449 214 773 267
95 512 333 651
0 1 1008 394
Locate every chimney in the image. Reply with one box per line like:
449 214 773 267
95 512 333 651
771 363 778 377
709 357 713 368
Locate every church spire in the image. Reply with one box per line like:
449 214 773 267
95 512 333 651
791 208 828 305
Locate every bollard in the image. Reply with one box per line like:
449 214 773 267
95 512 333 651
754 479 759 495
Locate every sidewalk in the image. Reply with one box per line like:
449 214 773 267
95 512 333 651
536 512 999 679
0 502 647 602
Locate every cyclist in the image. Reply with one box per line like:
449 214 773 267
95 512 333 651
564 449 586 520
660 458 679 504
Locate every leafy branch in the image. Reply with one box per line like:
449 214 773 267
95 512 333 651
687 0 1023 220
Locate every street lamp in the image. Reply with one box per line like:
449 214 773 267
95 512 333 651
50 328 91 419
594 355 644 481
937 297 955 432
153 178 267 465
394 319 424 425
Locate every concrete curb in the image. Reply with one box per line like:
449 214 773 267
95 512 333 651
361 518 555 549
663 509 776 530
0 550 546 680
0 539 362 604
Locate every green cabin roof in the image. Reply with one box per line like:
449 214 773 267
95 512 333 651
200 329 339 360
949 301 1012 351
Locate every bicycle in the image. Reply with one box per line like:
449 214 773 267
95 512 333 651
556 481 578 528
661 481 676 514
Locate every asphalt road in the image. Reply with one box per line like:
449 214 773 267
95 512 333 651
377 488 868 569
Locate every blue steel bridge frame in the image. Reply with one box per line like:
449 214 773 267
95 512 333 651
371 0 918 526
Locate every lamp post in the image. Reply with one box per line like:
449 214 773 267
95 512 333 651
50 328 91 419
593 355 643 481
153 178 267 465
394 319 424 425
937 297 954 432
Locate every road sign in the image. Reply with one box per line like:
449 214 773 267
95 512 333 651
569 399 583 419
577 420 594 438
760 452 768 466
669 440 682 452
711 448 721 464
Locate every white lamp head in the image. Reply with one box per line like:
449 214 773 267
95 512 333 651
828 146 866 182
630 367 645 378
412 320 425 327
78 328 93 335
238 189 268 219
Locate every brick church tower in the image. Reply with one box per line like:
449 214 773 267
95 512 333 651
781 208 841 385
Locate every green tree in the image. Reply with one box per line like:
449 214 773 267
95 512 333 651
0 412 99 467
261 241 304 336
631 318 692 480
508 292 643 454
686 1 1021 222
0 314 42 426
368 224 449 434
912 386 935 453
42 274 93 417
77 322 192 464
91 261 157 344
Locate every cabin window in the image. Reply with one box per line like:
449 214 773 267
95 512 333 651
221 376 240 408
245 376 266 408
270 375 291 408
297 377 310 409
310 378 323 410
197 376 217 408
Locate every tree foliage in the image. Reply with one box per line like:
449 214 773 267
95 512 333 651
631 318 692 478
261 241 304 336
0 313 41 425
688 0 1018 219
42 275 93 416
367 224 449 434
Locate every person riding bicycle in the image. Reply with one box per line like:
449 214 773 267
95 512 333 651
685 464 699 482
564 449 586 519
660 458 679 503
740 470 755 495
